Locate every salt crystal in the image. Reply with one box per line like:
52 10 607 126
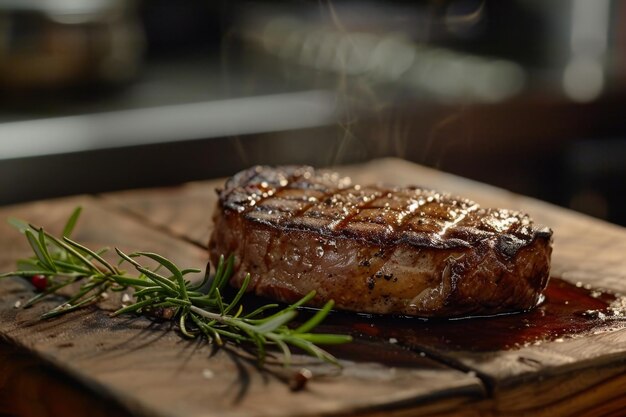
388 338 398 344
13 300 21 309
122 293 131 303
202 369 214 379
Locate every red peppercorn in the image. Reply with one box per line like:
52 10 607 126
31 274 47 291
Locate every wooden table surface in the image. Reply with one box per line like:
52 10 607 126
0 158 625 417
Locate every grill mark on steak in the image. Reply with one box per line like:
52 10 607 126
359 191 434 290
210 165 553 317
308 187 385 234
365 195 463 294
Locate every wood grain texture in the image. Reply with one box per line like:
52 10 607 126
0 195 483 417
102 158 626 416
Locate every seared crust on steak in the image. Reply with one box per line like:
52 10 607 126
209 166 553 317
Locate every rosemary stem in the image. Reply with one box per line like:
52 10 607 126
189 305 257 333
189 305 230 323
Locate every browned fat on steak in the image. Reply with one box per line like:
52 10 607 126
209 166 553 317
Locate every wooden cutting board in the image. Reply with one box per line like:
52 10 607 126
0 158 625 417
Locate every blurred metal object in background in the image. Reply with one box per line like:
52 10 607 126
0 90 339 161
242 10 526 104
562 0 611 102
0 0 144 91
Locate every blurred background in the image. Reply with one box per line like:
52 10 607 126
1 0 625 225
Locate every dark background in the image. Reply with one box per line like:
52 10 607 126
1 0 625 225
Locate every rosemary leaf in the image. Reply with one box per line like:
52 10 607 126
207 255 225 298
214 288 226 314
134 266 178 294
43 232 99 273
25 229 56 272
136 252 188 301
7 217 31 233
253 311 298 334
188 261 211 292
222 273 250 315
179 312 197 338
37 229 57 272
243 303 280 319
63 237 117 275
294 300 335 334
62 206 82 238
269 337 292 367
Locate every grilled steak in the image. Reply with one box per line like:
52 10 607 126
209 166 553 317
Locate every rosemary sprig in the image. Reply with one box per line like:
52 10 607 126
1 207 351 366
